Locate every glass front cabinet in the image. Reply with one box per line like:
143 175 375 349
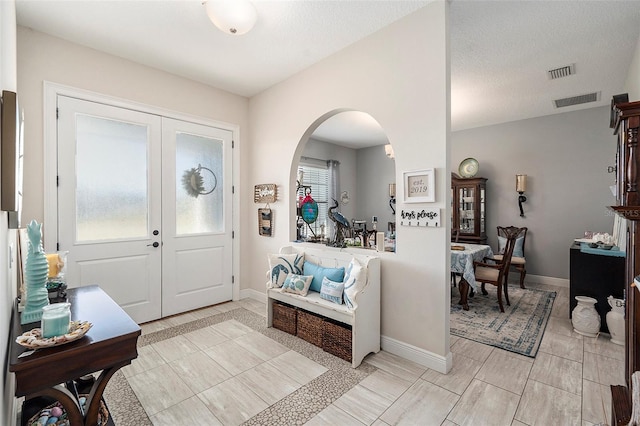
451 174 487 244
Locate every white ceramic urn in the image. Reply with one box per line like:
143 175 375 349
606 296 625 346
572 296 600 337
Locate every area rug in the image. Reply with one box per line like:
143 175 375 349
450 285 556 357
102 305 376 425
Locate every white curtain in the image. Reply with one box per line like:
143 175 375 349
327 160 340 239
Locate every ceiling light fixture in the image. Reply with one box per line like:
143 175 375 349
204 0 257 36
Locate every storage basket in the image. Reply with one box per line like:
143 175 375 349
322 318 352 362
272 301 297 335
297 309 323 347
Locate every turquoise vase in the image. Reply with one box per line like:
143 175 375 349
21 220 50 324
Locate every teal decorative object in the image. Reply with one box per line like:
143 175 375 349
21 220 50 324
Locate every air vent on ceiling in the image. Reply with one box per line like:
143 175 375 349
553 92 600 108
548 64 575 80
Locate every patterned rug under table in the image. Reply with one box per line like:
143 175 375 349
450 285 556 357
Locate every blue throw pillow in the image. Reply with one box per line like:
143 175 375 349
303 261 345 293
320 276 344 305
498 236 524 258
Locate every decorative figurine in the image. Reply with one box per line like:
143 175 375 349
21 220 50 324
328 199 350 248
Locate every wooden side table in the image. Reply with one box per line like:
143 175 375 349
9 285 141 425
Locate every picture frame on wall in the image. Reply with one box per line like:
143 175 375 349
403 169 435 203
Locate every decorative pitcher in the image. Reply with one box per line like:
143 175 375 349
572 296 600 337
606 296 625 346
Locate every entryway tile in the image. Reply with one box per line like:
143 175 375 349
514 380 581 425
168 351 232 393
128 364 194 416
421 352 482 395
211 319 254 339
539 330 583 363
267 350 328 385
446 379 520 426
151 335 200 363
236 362 301 405
551 296 570 319
234 331 289 361
545 316 583 339
204 340 265 375
450 338 493 363
360 368 413 401
198 377 269 425
333 384 394 425
122 344 166 378
379 379 458 425
583 352 625 386
583 334 625 361
305 404 365 426
529 352 582 395
582 379 608 425
363 351 426 382
475 350 532 395
149 395 222 426
183 325 229 350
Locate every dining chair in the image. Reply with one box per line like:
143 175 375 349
473 227 519 312
493 226 528 289
451 228 460 286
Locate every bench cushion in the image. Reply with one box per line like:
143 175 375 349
268 288 354 325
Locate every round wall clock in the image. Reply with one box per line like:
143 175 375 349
458 158 479 178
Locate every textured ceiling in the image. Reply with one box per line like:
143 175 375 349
15 0 640 144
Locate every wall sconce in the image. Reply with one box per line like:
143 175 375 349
384 144 395 159
389 183 396 215
516 174 527 217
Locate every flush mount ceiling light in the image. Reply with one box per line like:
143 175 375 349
204 0 257 35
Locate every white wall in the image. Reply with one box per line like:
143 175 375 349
247 3 451 370
1 2 18 424
16 26 250 235
624 32 640 100
356 145 396 233
452 106 616 280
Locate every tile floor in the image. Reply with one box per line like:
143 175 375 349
126 282 623 426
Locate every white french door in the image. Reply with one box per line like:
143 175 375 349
56 95 233 323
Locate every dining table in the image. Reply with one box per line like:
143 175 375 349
451 242 494 310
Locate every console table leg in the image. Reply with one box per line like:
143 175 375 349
27 385 84 425
84 363 127 425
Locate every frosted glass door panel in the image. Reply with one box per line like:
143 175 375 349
76 115 149 242
175 132 224 235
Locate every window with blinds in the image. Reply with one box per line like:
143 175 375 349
297 164 329 240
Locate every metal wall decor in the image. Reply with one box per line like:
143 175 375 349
258 208 273 237
254 184 277 203
181 164 217 198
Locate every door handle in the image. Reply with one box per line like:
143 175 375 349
147 242 159 248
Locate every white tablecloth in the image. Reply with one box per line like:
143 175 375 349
451 243 494 291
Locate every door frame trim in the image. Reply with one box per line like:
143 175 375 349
43 81 241 301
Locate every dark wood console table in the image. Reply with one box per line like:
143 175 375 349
9 285 141 425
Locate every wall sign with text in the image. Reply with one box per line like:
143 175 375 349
399 208 441 227
403 169 435 203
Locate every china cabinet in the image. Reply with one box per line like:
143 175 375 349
609 97 640 425
451 174 487 244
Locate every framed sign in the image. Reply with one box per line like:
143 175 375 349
254 184 277 203
403 169 435 203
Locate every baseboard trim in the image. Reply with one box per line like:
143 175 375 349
240 288 267 303
381 335 452 374
524 274 569 288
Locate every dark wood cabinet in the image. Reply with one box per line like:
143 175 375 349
451 174 487 244
569 242 625 333
609 98 640 425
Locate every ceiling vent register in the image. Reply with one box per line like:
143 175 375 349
553 92 600 108
547 64 576 80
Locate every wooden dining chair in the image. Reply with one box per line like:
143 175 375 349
473 227 518 312
493 226 528 289
451 228 460 286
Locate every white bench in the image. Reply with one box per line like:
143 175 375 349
266 245 381 368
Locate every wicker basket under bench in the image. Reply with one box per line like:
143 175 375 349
267 245 380 368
